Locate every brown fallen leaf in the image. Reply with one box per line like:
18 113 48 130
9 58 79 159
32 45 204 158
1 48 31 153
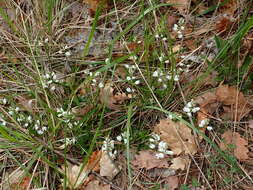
16 96 37 113
83 0 108 12
163 176 179 190
2 168 26 190
166 0 190 15
85 180 111 190
60 150 102 189
219 130 249 161
154 119 197 155
99 151 120 180
100 82 131 110
219 0 237 16
169 156 190 170
216 85 252 121
132 150 169 170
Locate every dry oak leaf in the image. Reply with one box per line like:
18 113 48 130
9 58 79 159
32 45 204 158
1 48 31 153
169 156 190 170
100 82 131 110
219 130 249 161
154 119 197 155
100 151 120 180
132 150 169 170
60 150 102 189
166 0 189 15
216 85 252 120
85 180 111 190
163 176 179 190
83 0 108 12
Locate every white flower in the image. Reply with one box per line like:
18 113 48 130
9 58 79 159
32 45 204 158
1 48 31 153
1 121 6 126
207 126 213 131
158 78 163 83
167 114 173 119
178 33 183 39
186 101 193 108
65 51 71 57
149 143 156 149
183 107 191 113
155 34 160 39
126 87 132 93
134 80 140 85
152 71 159 77
1 98 7 105
192 107 200 113
149 138 155 142
15 107 20 112
165 150 174 155
162 84 167 89
155 153 165 159
126 76 132 81
172 24 178 31
199 119 209 128
42 126 47 131
162 37 167 41
37 130 43 135
165 60 170 64
124 64 130 68
180 26 185 30
92 79 97 83
24 123 29 127
166 75 171 80
151 133 160 141
116 135 122 142
98 82 104 88
158 141 168 152
173 75 179 81
105 58 110 64
137 40 142 44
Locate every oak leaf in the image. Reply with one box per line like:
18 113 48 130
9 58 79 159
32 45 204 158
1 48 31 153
163 176 179 190
154 119 197 155
169 156 190 170
99 151 120 180
60 150 101 189
166 0 189 15
100 82 131 110
132 150 169 170
219 130 249 161
85 180 111 190
216 85 252 121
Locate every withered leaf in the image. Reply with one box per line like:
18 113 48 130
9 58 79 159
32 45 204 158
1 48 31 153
163 176 179 190
100 82 131 110
169 156 190 170
166 0 189 15
216 85 252 120
60 150 101 189
154 119 197 155
132 150 169 170
83 0 108 12
99 151 120 180
219 130 249 161
85 180 111 190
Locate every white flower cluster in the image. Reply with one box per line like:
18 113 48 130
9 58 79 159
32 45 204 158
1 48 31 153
199 119 213 131
155 34 167 42
183 100 200 117
83 69 103 87
172 18 185 39
152 69 180 89
58 45 71 57
59 137 77 149
34 120 48 135
116 131 129 144
149 133 174 159
102 138 117 159
56 107 74 124
42 72 59 90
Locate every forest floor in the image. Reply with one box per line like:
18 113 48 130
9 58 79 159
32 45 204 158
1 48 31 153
0 0 253 189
